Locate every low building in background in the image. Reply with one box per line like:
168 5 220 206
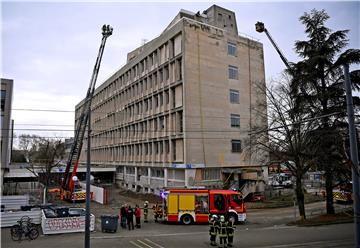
76 5 269 196
1 78 14 189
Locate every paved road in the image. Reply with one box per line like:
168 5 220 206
2 223 354 248
2 201 354 248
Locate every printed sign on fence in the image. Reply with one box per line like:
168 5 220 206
42 211 95 234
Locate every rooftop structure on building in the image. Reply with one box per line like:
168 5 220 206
75 5 269 197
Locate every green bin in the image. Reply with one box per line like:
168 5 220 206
101 215 119 233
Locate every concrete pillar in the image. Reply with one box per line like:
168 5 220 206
148 167 151 185
135 166 138 184
124 166 127 186
184 168 188 187
164 168 168 187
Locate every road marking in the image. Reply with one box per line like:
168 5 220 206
130 241 144 248
137 240 154 248
145 238 165 248
91 231 207 240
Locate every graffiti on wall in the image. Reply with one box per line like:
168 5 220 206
46 217 85 231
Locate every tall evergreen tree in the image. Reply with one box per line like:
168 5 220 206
291 9 360 214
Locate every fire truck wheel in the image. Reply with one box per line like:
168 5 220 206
180 214 193 225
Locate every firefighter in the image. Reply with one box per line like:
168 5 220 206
143 201 149 223
226 216 236 247
218 215 227 248
209 215 218 246
153 203 161 222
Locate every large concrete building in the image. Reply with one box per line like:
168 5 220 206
1 78 14 187
76 5 268 195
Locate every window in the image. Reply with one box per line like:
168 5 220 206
214 194 225 211
227 42 236 56
160 93 163 106
159 142 163 154
228 65 238 80
231 114 240 128
145 144 148 155
1 90 5 112
202 168 220 180
195 194 209 214
159 116 165 130
231 140 242 153
230 89 239 104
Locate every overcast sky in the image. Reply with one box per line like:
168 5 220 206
1 1 359 140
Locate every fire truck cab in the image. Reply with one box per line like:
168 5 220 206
161 188 246 225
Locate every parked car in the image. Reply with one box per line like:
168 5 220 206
249 192 265 202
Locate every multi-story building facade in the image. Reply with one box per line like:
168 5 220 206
76 5 268 195
1 78 14 186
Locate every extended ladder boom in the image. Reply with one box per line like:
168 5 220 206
255 22 291 70
62 25 113 191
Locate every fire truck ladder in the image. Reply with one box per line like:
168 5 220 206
62 25 113 193
255 22 291 70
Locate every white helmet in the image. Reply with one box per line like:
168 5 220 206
212 215 218 220
220 215 225 222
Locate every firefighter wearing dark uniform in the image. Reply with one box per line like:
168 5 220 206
209 215 218 246
143 201 149 223
227 217 236 247
218 215 228 248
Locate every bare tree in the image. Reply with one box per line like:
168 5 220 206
252 76 317 220
18 134 65 202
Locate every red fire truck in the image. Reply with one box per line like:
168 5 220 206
161 188 246 225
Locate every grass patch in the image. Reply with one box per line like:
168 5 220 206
288 210 354 226
246 193 324 209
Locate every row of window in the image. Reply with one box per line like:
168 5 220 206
91 111 183 147
89 58 182 120
92 34 182 104
117 166 165 178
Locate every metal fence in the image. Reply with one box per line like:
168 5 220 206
1 195 29 210
0 209 42 227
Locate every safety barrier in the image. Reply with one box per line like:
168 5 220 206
79 182 107 204
41 210 95 234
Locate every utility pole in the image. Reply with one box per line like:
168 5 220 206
84 24 113 248
343 64 360 247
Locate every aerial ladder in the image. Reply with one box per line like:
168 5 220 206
60 24 113 201
255 22 291 70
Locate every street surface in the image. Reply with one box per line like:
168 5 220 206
1 201 354 248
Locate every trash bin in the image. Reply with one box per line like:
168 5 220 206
56 207 70 217
101 215 119 233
